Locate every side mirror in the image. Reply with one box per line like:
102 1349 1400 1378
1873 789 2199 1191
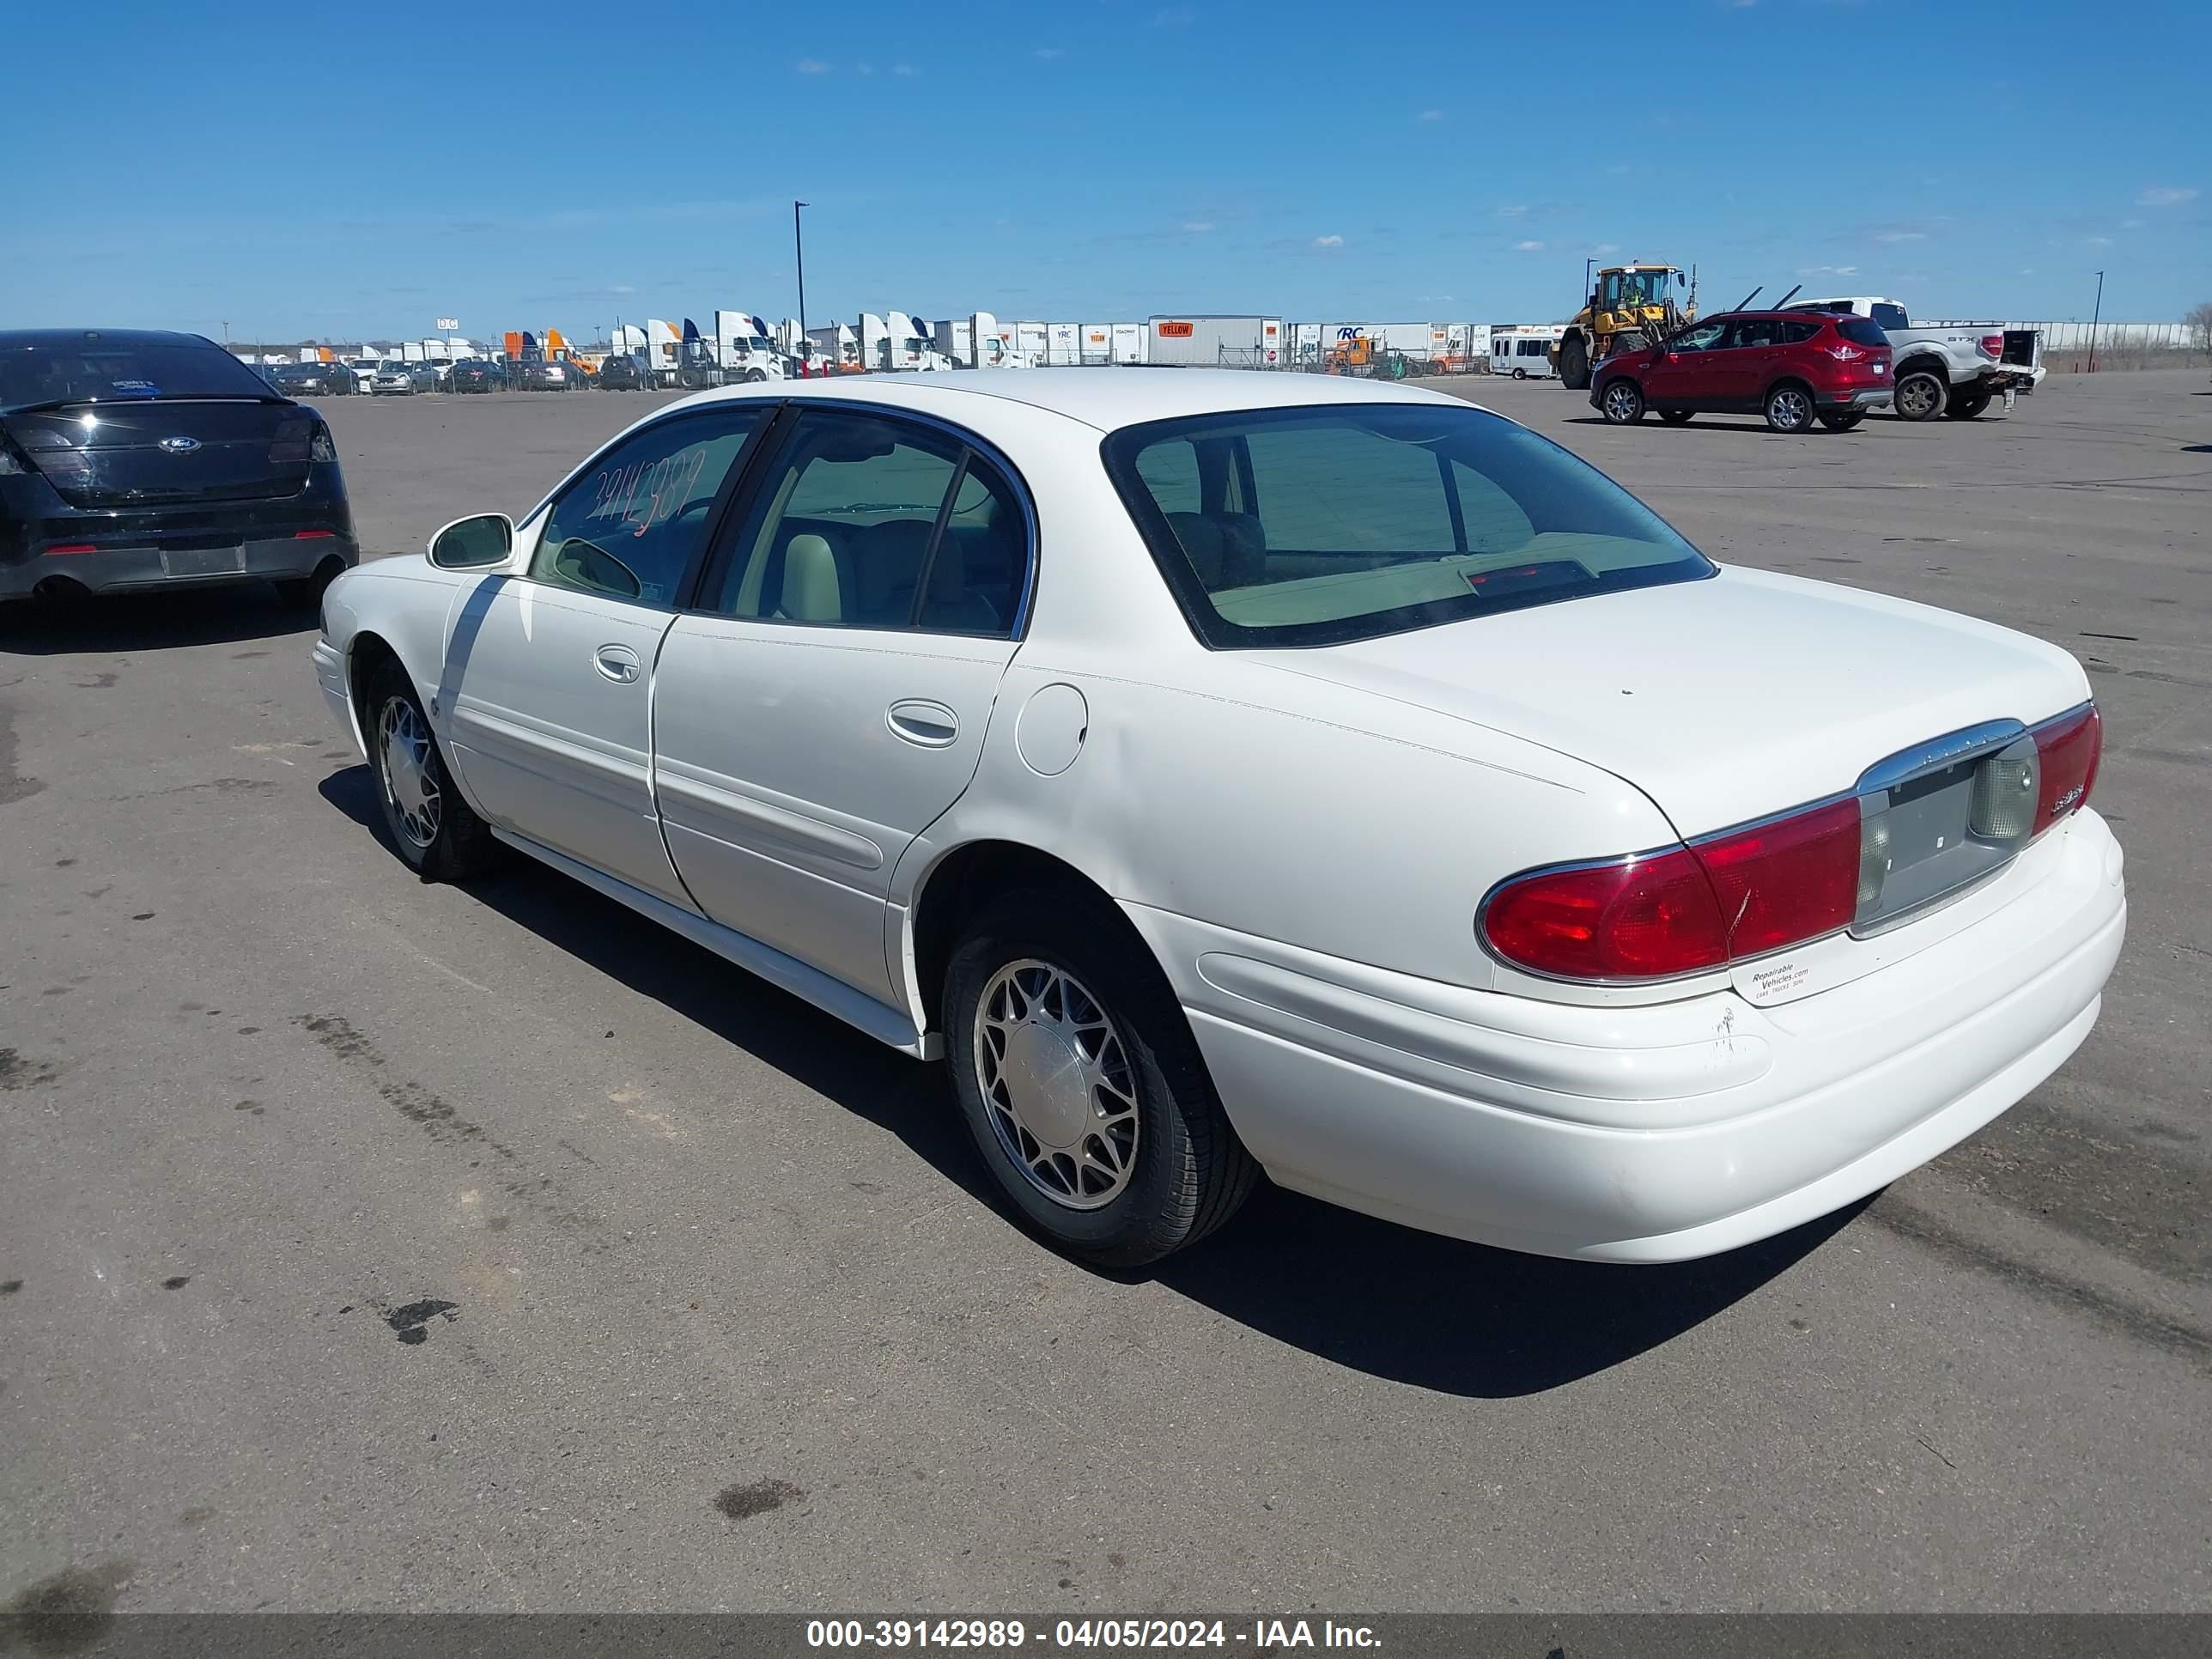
428 513 514 569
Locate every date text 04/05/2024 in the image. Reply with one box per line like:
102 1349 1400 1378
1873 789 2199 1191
805 1619 1382 1649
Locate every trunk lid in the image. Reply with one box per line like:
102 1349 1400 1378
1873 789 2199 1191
1247 565 2089 838
3 398 313 509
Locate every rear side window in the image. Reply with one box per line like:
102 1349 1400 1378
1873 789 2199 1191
1838 319 1891 348
1870 303 1910 331
1103 404 1712 649
712 410 1027 636
1778 320 1823 344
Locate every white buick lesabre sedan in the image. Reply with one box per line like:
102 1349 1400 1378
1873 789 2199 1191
312 371 2124 1267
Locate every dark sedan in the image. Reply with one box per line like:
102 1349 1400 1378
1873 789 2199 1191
593 353 649 390
0 329 357 608
272 361 355 397
449 359 511 393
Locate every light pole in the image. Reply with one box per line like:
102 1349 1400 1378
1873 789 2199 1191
1584 256 1595 302
2087 270 2105 373
793 200 811 376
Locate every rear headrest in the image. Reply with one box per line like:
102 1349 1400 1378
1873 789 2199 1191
779 534 842 622
1164 512 1225 584
856 518 933 622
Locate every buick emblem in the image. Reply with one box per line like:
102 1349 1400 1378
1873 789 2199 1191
159 435 202 453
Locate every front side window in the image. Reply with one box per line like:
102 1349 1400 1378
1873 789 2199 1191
531 409 764 605
1104 404 1712 649
1729 319 1779 349
710 410 1027 636
1669 321 1728 353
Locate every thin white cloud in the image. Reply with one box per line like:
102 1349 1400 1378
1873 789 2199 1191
1182 222 1215 234
1312 234 1344 249
611 283 637 295
893 63 915 76
1590 242 1620 255
1797 264 1857 276
1514 240 1545 252
1497 204 1529 217
1036 46 1065 59
2086 235 2113 246
2120 217 2143 228
1874 228 1927 243
2136 185 2197 207
1417 109 1443 122
1724 0 1758 8
795 58 831 74
857 62 875 76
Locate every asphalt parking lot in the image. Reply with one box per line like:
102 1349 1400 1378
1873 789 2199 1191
3 370 2207 1617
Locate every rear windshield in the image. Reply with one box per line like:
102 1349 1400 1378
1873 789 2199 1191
0 338 279 411
1870 302 1910 331
1103 403 1713 648
1837 319 1891 348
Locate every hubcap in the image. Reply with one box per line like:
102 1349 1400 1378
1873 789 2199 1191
975 959 1139 1210
377 696 441 849
1605 384 1638 420
1899 377 1937 416
1773 389 1810 428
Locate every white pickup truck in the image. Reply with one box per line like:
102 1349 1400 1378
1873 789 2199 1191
1784 296 2044 422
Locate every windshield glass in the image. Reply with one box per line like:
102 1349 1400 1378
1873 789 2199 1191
0 338 280 410
1103 403 1713 648
1870 302 1910 331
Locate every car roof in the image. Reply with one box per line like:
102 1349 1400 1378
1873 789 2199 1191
669 367 1467 433
0 328 221 349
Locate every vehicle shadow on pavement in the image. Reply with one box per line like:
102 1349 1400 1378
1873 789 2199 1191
0 588 319 653
1149 1188 1861 1397
320 757 1863 1400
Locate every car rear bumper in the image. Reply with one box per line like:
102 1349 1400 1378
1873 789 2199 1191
1122 810 2124 1262
1820 386 1894 411
0 528 357 599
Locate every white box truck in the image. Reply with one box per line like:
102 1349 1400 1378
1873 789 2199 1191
1146 315 1285 368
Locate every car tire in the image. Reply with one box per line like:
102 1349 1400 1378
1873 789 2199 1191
1946 389 1990 420
944 887 1258 1267
1600 378 1645 423
362 659 502 883
1763 381 1815 433
1510 367 1528 380
273 561 340 609
1893 368 1947 422
1817 410 1868 432
1659 409 1693 425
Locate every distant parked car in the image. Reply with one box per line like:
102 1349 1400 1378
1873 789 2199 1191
1592 310 1893 433
370 363 440 397
2 327 356 609
273 362 355 398
594 354 649 391
514 360 582 392
344 358 383 392
450 359 511 393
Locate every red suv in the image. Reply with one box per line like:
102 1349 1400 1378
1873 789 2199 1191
1589 309 1893 433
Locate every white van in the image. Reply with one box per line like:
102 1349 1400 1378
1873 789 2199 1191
1491 325 1565 379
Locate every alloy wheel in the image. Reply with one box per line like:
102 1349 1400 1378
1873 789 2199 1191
975 959 1139 1210
377 696 441 849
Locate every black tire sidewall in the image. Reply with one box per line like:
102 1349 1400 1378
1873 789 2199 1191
943 898 1212 1264
1895 370 1947 421
364 662 457 877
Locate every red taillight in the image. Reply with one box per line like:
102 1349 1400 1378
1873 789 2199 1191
1482 848 1729 981
2031 704 2100 836
1979 334 2004 357
294 529 335 539
1483 799 1863 981
47 543 97 556
1826 343 1867 362
1691 799 1861 958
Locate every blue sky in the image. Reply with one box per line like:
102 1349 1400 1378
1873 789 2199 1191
3 0 2204 343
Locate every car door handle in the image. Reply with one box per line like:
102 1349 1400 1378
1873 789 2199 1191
593 643 641 684
886 699 959 747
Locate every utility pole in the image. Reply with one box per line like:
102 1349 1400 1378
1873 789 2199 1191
793 200 810 376
1584 257 1595 303
2087 270 2105 373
